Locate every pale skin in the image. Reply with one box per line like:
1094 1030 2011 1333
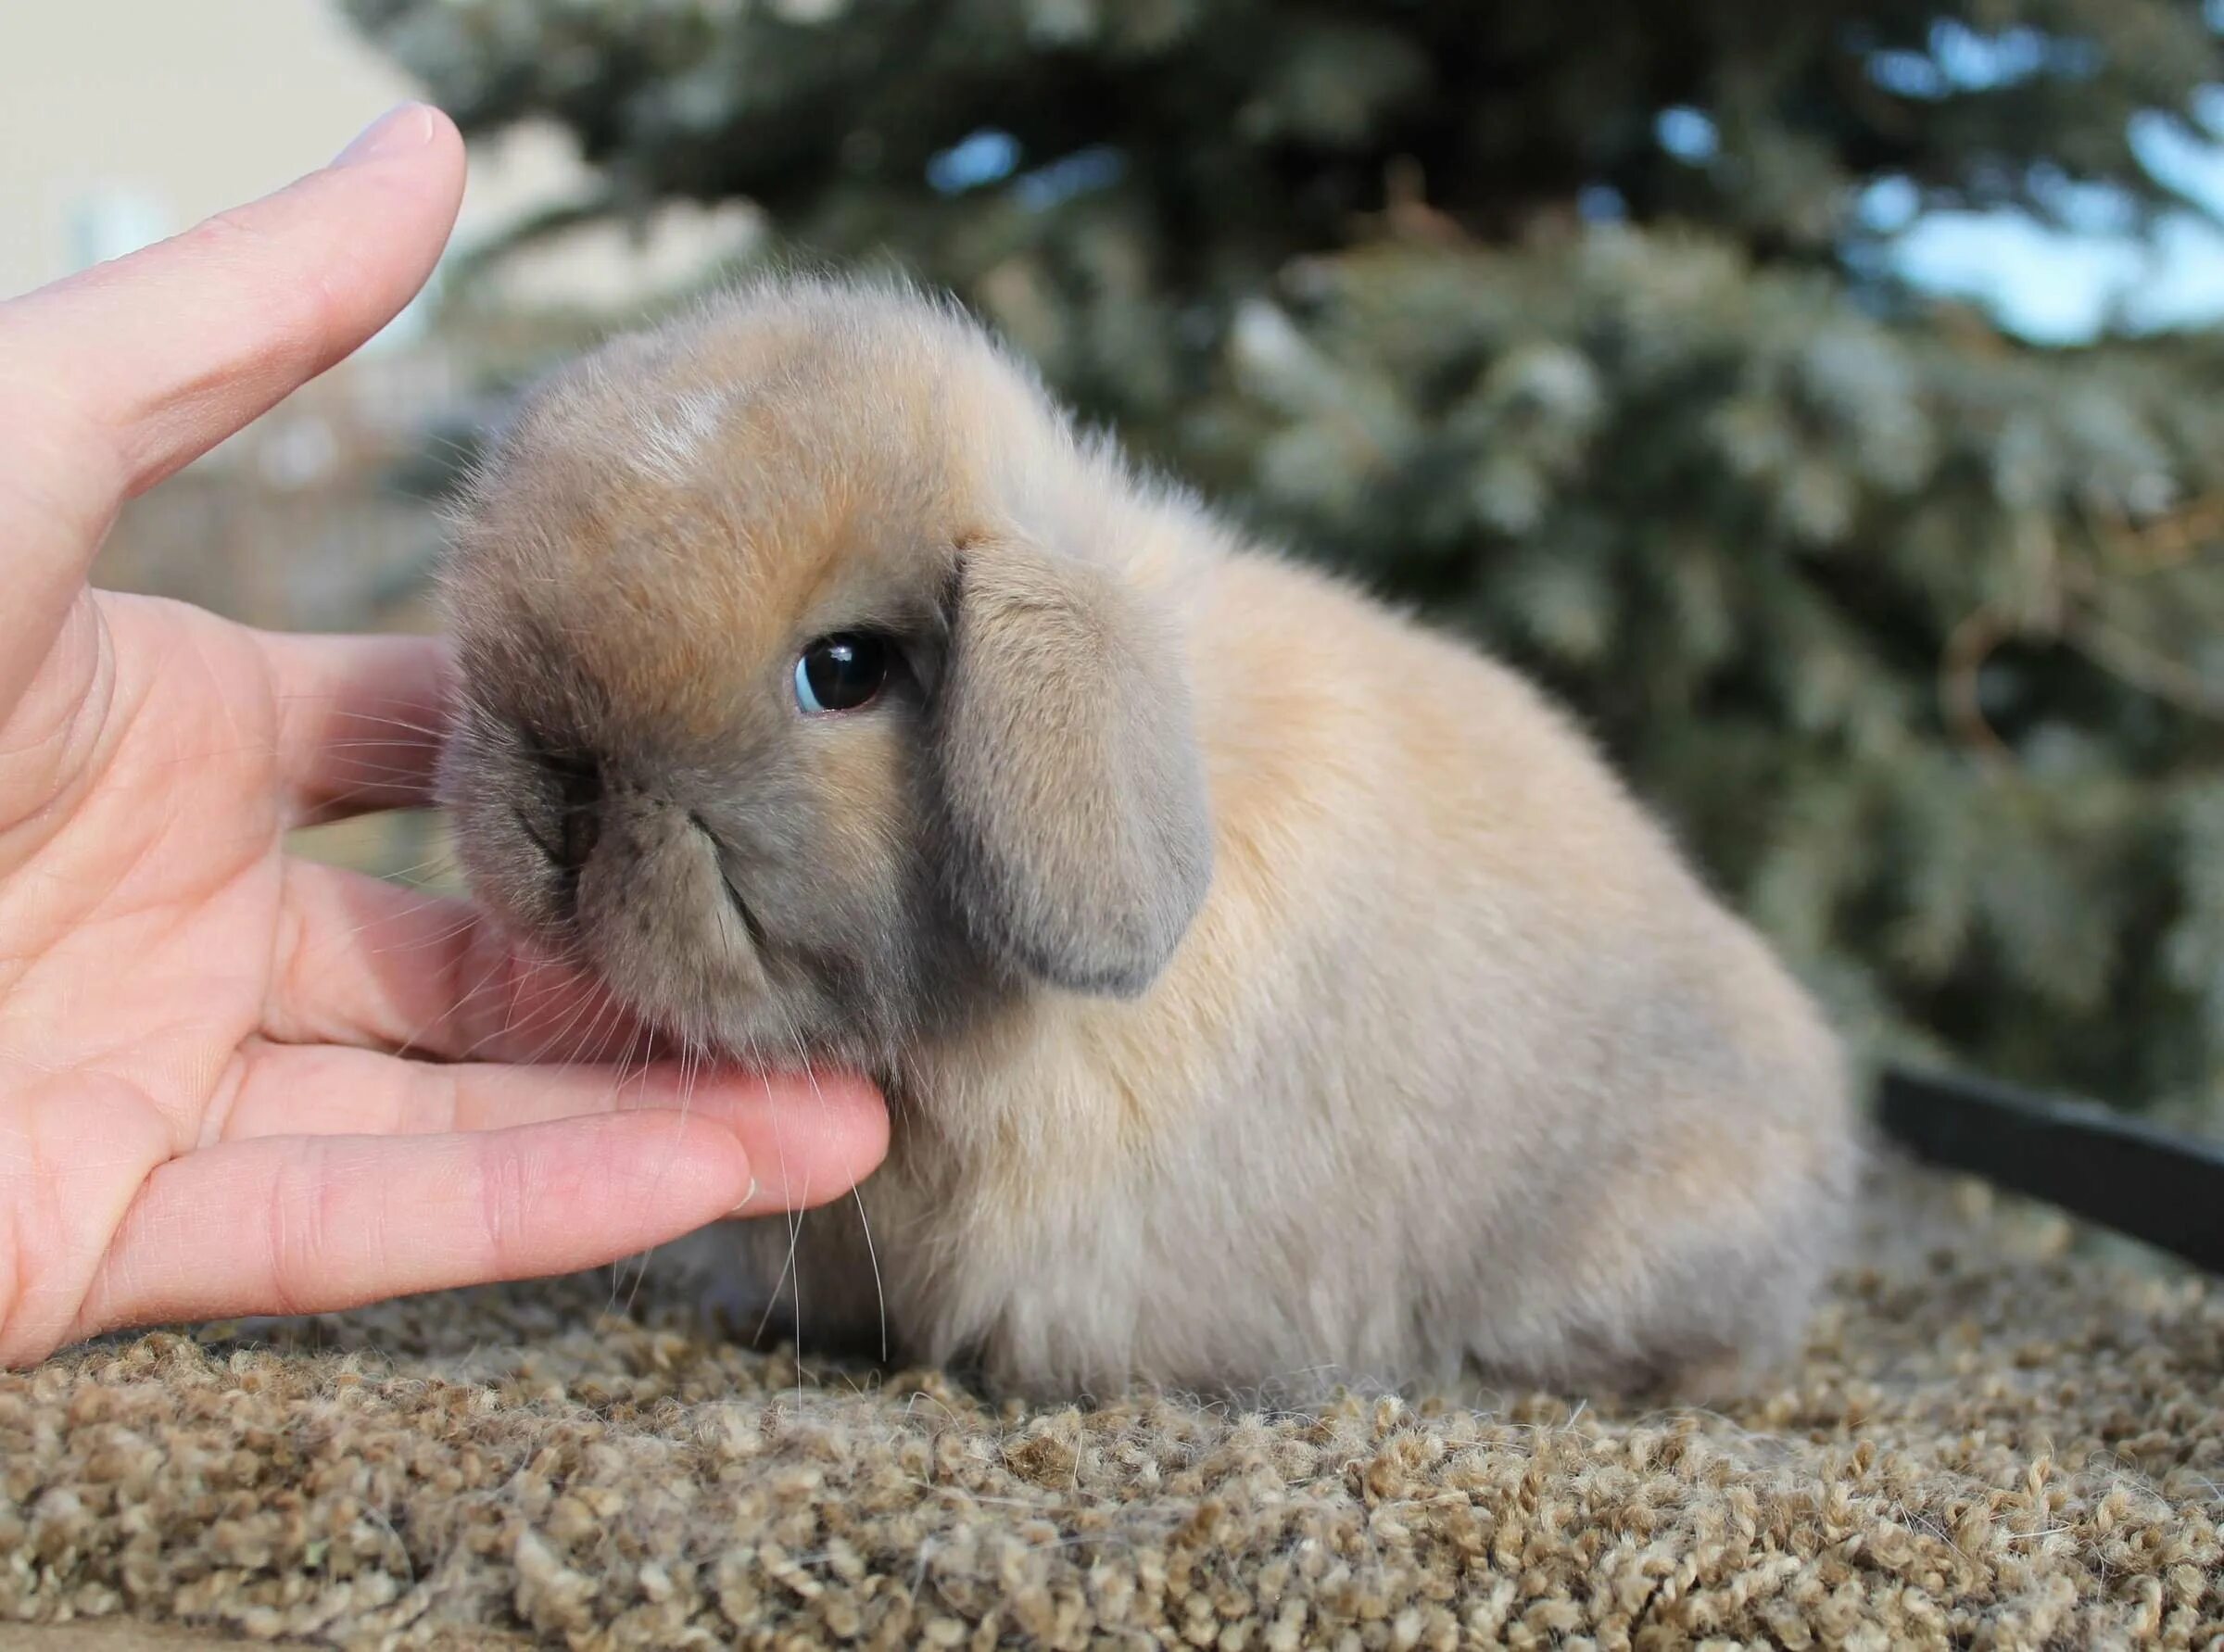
0 105 888 1369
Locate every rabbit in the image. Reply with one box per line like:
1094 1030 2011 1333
436 275 1857 1402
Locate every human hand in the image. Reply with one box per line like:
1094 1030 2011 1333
0 106 887 1368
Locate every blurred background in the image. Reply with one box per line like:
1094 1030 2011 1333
11 0 2224 1130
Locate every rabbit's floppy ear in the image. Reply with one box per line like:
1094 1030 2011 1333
932 536 1212 996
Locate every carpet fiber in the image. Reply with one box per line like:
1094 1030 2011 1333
5 1159 2219 1649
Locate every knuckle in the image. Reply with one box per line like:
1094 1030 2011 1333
474 1139 537 1267
174 206 341 378
266 1142 357 1317
186 201 278 259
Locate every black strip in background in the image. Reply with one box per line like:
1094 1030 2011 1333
1876 1066 2224 1275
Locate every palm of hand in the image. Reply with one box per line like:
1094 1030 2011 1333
8 599 285 1097
0 108 884 1368
2 596 304 1358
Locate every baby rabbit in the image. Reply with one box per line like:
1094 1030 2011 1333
438 277 1856 1400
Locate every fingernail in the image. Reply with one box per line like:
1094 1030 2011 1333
335 104 436 169
728 1178 761 1217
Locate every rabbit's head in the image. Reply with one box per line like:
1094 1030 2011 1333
437 281 1213 1067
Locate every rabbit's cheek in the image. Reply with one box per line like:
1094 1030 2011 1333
438 746 577 945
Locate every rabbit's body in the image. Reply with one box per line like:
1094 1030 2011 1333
440 279 1854 1400
731 545 1847 1395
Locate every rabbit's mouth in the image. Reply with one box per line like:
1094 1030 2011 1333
697 815 769 953
563 795 774 1019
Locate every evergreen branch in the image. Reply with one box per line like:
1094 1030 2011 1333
1940 604 2017 764
2061 609 2224 724
2091 494 2224 574
1360 158 1472 248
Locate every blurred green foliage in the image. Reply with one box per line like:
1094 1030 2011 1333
348 0 2224 1117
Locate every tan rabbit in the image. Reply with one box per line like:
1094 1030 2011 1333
437 277 1856 1400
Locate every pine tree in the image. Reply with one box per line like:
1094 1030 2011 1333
347 0 2224 1120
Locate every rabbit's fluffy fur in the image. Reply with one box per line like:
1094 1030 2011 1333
439 278 1856 1400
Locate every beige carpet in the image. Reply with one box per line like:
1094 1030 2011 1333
4 1159 2219 1650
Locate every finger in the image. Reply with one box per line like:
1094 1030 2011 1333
270 861 638 1064
4 104 464 497
254 630 456 826
212 1039 888 1216
0 106 464 708
74 1112 759 1336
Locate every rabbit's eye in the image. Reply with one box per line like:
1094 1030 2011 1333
794 633 891 714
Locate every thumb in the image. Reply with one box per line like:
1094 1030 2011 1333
0 104 465 712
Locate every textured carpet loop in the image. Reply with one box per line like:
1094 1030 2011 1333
4 1171 2222 1648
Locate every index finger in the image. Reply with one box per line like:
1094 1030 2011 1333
256 629 458 827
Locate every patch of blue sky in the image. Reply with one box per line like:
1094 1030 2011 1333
1780 22 2219 343
1882 76 2224 343
923 26 2224 349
